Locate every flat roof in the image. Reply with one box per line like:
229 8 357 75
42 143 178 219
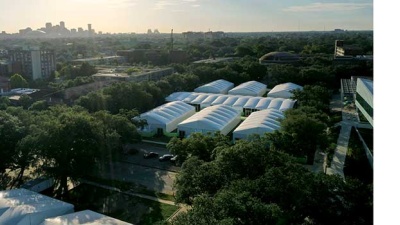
341 79 357 94
73 56 123 62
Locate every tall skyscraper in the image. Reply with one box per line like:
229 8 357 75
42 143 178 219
60 21 65 29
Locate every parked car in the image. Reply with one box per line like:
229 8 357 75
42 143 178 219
159 154 174 162
143 152 159 159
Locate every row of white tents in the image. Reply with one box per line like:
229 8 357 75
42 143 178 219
0 189 132 225
136 81 303 140
193 80 302 99
165 92 296 113
136 102 284 140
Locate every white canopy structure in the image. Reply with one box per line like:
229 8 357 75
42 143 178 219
233 109 284 141
356 78 373 126
135 101 195 133
178 105 241 137
267 82 303 99
40 210 132 225
0 188 74 225
228 81 267 96
165 92 296 114
194 79 234 94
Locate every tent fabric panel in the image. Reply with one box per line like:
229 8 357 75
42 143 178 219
232 109 284 140
137 101 196 133
178 105 241 137
228 81 267 96
194 79 234 94
267 82 303 99
165 92 192 102
41 210 133 225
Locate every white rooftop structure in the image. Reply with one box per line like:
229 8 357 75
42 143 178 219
165 92 296 113
233 109 284 141
165 92 192 102
228 81 267 96
40 210 132 225
0 188 74 225
267 82 303 99
178 105 241 137
194 79 234 94
135 101 195 133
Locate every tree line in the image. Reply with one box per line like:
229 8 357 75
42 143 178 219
0 105 140 197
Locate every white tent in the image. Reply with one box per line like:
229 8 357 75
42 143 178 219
200 94 221 109
267 82 303 99
228 81 267 96
191 94 210 105
254 97 295 111
0 188 74 225
233 109 284 140
165 92 296 113
40 210 132 225
165 92 192 102
194 79 234 94
135 101 196 133
232 96 251 112
178 105 241 137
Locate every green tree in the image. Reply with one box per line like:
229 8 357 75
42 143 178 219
291 85 332 112
0 96 11 110
10 73 28 89
35 106 101 197
167 133 230 163
280 110 328 164
18 94 33 109
29 100 48 111
78 62 97 77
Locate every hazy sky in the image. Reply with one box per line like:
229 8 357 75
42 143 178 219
0 0 373 33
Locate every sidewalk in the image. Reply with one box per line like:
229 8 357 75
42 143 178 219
325 99 359 179
80 179 176 205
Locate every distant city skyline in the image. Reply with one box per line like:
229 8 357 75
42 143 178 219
0 0 373 34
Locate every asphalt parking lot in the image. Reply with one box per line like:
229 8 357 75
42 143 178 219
121 142 180 173
96 143 180 195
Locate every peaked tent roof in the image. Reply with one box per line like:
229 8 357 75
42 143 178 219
165 92 296 112
40 210 133 225
267 82 303 98
194 79 234 94
0 188 74 225
136 101 195 133
228 81 267 96
233 109 284 140
178 105 241 135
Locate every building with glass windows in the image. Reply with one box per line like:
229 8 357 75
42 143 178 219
355 78 373 126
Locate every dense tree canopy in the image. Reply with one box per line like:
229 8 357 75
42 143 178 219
171 135 372 225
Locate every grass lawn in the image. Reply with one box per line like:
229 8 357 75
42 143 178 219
83 175 176 202
66 183 179 225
